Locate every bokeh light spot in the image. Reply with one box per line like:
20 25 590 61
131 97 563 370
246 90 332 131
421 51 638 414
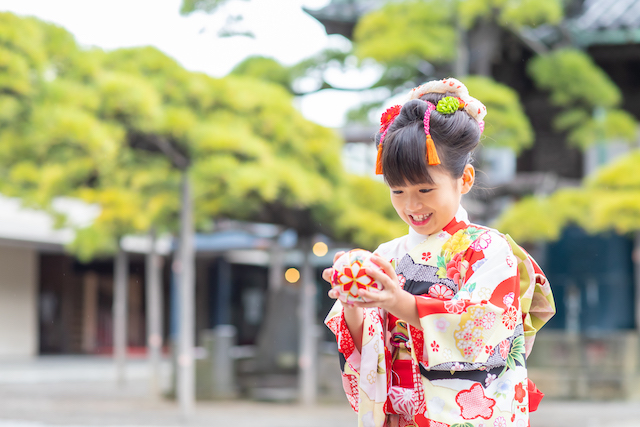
285 268 300 283
312 241 328 257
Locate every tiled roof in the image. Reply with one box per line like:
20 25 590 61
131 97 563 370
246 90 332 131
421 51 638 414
303 0 383 37
573 0 640 31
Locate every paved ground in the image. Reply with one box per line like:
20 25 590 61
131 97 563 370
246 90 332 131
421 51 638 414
0 356 638 427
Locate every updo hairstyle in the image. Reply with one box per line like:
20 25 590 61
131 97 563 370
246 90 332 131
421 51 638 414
375 91 481 188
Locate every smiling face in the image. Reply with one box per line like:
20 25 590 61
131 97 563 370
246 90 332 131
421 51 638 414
389 165 475 236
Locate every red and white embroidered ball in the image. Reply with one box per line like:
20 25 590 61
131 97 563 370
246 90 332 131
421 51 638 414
331 249 383 303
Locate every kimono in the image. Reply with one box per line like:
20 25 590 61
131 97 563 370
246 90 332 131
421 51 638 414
325 206 555 427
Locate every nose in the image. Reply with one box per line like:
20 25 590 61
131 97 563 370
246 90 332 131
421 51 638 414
406 194 423 212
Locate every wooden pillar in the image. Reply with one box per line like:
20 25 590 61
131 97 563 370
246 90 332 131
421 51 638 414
177 172 195 419
146 229 164 397
82 271 99 353
634 232 640 332
268 236 284 293
113 244 129 386
298 237 317 405
215 257 232 326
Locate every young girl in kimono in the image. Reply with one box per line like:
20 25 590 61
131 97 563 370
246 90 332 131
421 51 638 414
323 78 555 427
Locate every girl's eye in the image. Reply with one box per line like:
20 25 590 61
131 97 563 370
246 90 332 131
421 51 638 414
419 189 433 193
392 190 403 195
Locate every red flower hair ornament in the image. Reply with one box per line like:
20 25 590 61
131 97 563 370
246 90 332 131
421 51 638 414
376 104 402 175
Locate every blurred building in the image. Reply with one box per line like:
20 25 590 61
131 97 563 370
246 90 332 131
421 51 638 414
0 194 341 399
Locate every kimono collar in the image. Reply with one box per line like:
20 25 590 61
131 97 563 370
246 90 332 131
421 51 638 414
407 205 470 247
443 205 470 235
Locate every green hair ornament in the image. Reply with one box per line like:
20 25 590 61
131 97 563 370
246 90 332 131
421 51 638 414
436 96 465 115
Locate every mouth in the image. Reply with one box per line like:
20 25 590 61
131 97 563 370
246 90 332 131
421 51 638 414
408 213 432 226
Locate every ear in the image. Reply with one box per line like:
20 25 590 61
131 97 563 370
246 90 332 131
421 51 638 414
460 164 475 194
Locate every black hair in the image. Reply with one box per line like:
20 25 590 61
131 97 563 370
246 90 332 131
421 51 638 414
375 92 481 187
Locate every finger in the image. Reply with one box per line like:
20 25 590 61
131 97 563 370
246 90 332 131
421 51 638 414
357 288 386 303
322 268 334 283
352 300 381 309
369 254 397 279
332 250 345 264
365 267 396 291
327 288 340 299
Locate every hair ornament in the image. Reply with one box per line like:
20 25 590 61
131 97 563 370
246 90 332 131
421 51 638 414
408 77 487 130
376 104 402 175
423 102 441 166
380 105 402 133
436 96 465 115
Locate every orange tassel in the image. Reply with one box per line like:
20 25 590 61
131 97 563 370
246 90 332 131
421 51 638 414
375 143 384 174
426 135 441 166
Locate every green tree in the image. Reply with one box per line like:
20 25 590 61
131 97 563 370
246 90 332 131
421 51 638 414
0 11 408 405
496 151 640 241
528 49 637 149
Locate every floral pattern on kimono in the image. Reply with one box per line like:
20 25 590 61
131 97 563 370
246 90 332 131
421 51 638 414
325 207 555 427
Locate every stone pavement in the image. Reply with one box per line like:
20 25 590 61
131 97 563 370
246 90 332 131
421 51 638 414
0 356 638 427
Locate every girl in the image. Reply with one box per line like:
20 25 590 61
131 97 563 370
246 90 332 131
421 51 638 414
323 78 555 427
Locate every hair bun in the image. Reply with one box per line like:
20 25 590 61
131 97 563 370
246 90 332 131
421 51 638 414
398 99 428 123
407 78 487 122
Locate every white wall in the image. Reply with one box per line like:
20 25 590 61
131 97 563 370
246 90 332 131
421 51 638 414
0 246 38 358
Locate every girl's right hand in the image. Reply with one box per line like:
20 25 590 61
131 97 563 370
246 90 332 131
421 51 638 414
322 251 345 300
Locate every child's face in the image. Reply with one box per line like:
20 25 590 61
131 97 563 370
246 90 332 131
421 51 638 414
389 165 474 236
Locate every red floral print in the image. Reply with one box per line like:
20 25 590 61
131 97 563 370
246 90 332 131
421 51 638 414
428 284 454 300
446 252 464 285
455 383 496 420
444 299 466 314
514 382 526 403
502 305 518 330
470 232 492 251
499 339 510 359
482 312 496 329
503 292 515 307
430 341 439 352
494 416 507 427
422 252 432 262
397 274 406 289
506 255 514 268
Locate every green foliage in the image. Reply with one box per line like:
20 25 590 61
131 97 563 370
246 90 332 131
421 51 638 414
563 109 638 149
495 196 560 242
316 175 407 250
495 187 594 242
231 56 293 91
498 0 563 28
586 151 640 234
180 0 237 15
354 0 456 66
453 0 564 30
0 12 404 259
498 149 640 241
528 49 620 108
465 76 534 153
528 49 636 149
68 225 119 263
588 151 640 190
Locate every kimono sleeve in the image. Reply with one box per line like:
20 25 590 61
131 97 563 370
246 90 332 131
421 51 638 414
415 232 522 368
504 234 556 356
325 301 390 425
